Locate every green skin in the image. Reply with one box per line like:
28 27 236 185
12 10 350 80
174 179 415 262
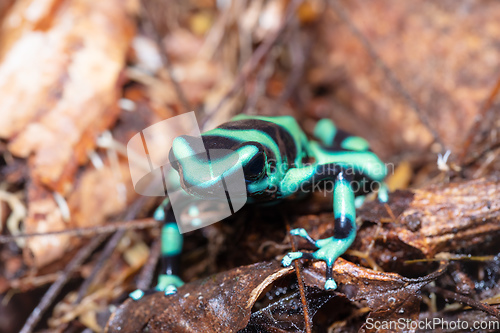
131 115 388 300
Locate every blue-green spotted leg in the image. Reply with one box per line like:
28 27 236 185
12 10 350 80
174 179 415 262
129 199 184 301
282 170 356 290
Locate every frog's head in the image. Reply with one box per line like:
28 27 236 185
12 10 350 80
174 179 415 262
168 135 270 199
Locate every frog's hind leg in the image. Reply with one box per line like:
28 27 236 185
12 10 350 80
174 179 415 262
316 170 357 290
313 119 337 146
283 168 357 291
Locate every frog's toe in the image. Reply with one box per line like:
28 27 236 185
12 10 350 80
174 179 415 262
324 279 337 290
129 289 145 301
155 274 184 296
290 228 306 236
377 183 389 203
164 285 178 296
282 252 303 267
354 196 366 208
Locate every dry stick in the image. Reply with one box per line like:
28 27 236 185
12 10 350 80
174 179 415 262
19 234 107 333
426 286 500 320
200 0 304 129
284 215 313 333
328 0 446 152
76 230 126 303
140 0 192 113
136 236 162 291
0 218 161 243
75 195 152 303
458 75 500 165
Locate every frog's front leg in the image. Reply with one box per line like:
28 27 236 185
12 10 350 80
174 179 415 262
129 201 184 301
156 220 184 295
282 170 356 290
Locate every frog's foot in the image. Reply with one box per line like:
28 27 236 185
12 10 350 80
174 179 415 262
354 196 366 209
324 278 337 290
290 228 318 247
323 262 338 290
155 274 184 296
309 235 356 291
282 251 339 290
377 182 389 203
355 183 388 208
129 273 184 301
159 285 178 296
129 289 146 301
281 252 304 267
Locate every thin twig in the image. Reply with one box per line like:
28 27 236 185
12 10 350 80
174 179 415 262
75 230 126 303
284 214 313 333
0 218 160 243
426 286 500 320
136 236 162 291
74 194 153 303
328 0 445 152
19 234 106 333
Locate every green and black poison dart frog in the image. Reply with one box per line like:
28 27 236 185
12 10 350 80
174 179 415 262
129 114 388 300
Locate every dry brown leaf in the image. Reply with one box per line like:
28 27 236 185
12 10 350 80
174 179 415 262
106 261 294 333
67 163 133 229
24 162 133 267
312 0 500 157
0 0 134 193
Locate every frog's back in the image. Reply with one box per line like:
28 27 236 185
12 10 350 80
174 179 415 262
203 115 311 170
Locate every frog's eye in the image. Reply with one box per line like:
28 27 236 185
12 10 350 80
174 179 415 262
243 151 266 180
